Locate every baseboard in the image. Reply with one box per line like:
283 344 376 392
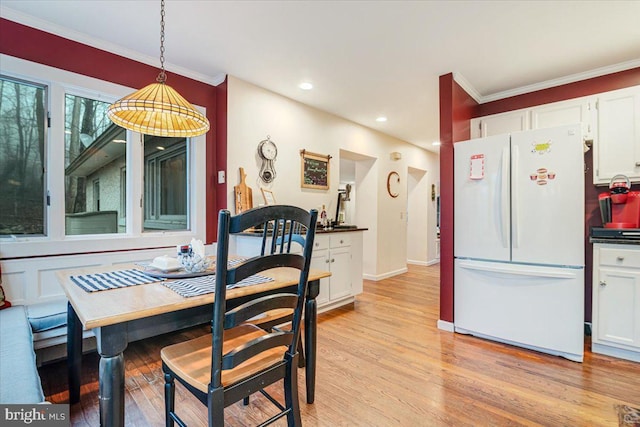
407 259 440 266
437 320 454 332
362 267 408 281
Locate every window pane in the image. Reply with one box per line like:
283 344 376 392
65 94 125 235
144 135 188 231
0 76 46 236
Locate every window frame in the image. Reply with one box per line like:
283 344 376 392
0 54 207 258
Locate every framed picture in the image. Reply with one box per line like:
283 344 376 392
300 150 331 190
261 188 276 205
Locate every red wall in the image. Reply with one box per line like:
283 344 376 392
438 74 479 322
0 18 227 243
440 67 640 325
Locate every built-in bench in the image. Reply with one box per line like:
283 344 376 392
0 306 45 403
27 300 96 365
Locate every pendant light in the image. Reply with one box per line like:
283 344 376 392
107 0 210 137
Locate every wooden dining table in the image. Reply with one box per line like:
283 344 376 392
56 263 330 427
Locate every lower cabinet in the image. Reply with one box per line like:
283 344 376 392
592 244 640 362
312 234 353 307
231 230 364 312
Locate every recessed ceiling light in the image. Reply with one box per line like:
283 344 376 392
432 141 441 146
376 116 387 122
299 82 313 90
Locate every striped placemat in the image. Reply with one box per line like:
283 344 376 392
163 274 274 298
71 269 164 292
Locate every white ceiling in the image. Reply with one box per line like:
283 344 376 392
2 1 640 152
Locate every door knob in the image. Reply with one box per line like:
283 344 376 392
599 281 607 287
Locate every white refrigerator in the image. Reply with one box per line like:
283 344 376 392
454 123 584 362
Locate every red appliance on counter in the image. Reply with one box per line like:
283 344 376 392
599 174 640 228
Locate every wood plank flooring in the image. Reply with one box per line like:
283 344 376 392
38 265 640 426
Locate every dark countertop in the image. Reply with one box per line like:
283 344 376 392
590 238 640 245
237 227 367 237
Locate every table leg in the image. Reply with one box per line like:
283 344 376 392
95 324 128 427
304 279 319 404
67 302 82 404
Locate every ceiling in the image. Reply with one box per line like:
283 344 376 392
2 1 640 152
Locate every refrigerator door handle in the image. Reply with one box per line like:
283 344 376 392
511 144 519 249
458 260 578 279
500 146 510 248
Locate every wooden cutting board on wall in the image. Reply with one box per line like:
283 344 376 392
234 167 253 214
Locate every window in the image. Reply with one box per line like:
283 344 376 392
0 55 207 258
64 94 124 235
0 76 47 236
143 135 189 231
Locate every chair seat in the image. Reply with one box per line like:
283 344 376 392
161 324 288 394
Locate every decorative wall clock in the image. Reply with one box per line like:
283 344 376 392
258 136 277 183
387 171 400 198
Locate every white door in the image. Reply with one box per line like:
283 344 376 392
454 134 510 261
510 124 584 267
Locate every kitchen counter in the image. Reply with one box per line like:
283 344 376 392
590 238 640 245
237 226 367 237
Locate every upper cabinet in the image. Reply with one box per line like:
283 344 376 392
530 97 597 142
470 85 640 185
593 86 640 185
470 110 529 139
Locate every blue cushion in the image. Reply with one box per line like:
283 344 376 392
0 306 45 403
27 300 67 332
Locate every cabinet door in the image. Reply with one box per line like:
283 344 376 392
311 248 330 306
594 86 640 184
594 267 640 348
471 109 529 139
329 246 352 300
531 96 596 142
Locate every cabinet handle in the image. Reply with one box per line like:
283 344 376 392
325 259 329 263
340 240 344 244
331 258 335 263
636 162 640 167
599 281 607 287
315 242 319 247
617 256 625 261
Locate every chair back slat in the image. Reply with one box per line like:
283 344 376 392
211 205 318 389
221 331 293 370
224 293 298 329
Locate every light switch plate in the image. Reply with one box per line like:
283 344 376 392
218 170 225 184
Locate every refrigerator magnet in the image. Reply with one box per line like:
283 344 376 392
469 154 485 180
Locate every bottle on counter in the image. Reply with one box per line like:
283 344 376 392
320 204 328 229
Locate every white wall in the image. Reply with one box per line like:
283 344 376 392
226 76 439 279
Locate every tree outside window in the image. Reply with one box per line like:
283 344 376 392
0 76 46 236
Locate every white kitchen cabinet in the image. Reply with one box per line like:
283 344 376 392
311 232 362 311
231 230 364 312
592 243 640 362
470 109 529 139
530 96 596 142
593 86 640 185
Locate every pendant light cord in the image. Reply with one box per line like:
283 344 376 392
157 0 167 83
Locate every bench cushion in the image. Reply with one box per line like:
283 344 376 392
0 306 45 403
27 300 67 333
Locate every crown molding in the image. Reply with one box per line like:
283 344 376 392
453 59 640 105
452 72 482 103
481 59 640 103
0 7 227 86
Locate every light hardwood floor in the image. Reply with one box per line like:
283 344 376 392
39 265 640 426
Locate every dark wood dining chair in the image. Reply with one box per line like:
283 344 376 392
161 205 318 426
246 223 308 362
